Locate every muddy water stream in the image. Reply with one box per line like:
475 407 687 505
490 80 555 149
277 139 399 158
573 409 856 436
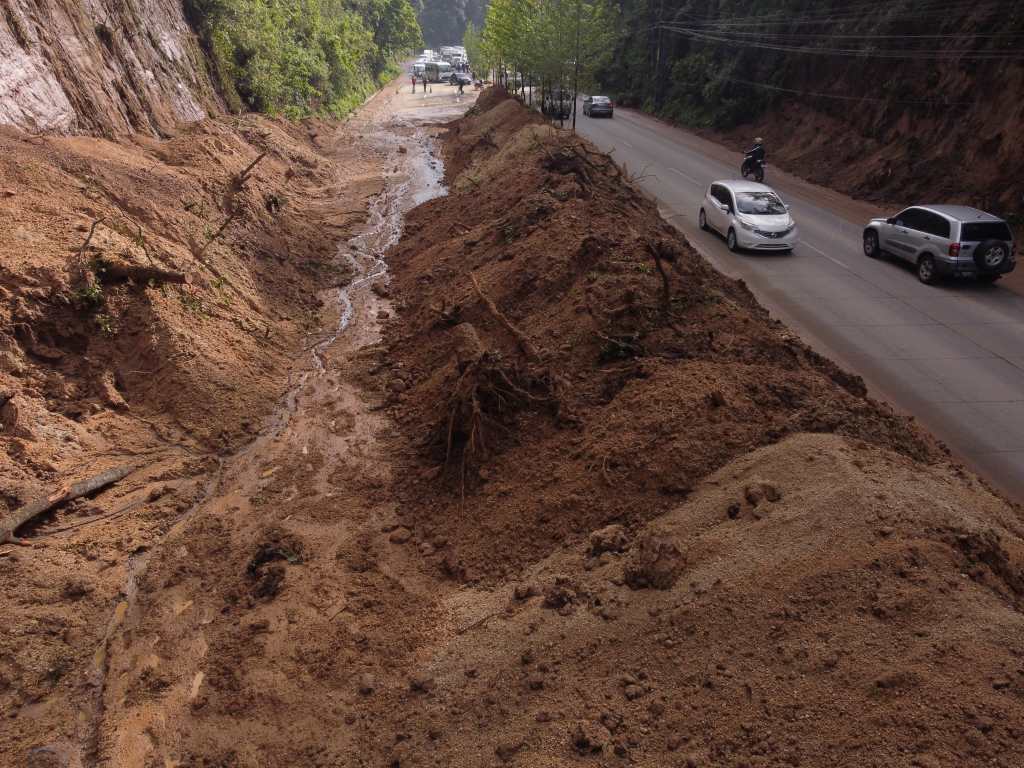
82 114 447 766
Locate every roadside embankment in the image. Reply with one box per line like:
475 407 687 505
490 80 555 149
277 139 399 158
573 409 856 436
359 89 1024 766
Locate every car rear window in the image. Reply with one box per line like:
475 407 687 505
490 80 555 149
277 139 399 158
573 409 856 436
592 97 610 103
961 221 1013 242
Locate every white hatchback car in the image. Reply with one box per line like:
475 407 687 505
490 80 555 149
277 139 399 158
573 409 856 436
699 180 798 253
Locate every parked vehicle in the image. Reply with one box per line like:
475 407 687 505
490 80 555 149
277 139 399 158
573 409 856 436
741 153 765 183
449 72 472 86
424 61 453 83
583 95 613 117
699 181 797 253
863 205 1016 285
542 89 572 120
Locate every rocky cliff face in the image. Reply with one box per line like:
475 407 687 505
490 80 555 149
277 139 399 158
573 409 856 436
0 0 220 136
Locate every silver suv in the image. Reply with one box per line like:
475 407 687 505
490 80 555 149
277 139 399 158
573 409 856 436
863 205 1016 285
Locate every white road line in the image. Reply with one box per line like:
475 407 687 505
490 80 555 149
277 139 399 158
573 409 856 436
622 140 634 148
669 167 702 186
800 240 850 270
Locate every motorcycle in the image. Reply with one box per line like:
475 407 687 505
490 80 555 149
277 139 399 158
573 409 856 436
741 153 765 183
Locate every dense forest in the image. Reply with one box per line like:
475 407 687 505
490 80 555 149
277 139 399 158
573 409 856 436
412 0 488 48
596 0 1024 214
184 0 422 117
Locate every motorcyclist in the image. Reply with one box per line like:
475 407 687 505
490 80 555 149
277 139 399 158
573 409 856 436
742 137 766 180
746 137 765 165
749 139 765 165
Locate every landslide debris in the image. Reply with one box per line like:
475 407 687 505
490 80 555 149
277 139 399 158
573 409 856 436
0 110 383 762
355 89 1024 766
381 90 940 583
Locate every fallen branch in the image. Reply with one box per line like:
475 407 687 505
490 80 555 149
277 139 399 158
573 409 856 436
645 239 682 333
135 224 159 267
470 272 540 361
236 152 267 185
37 497 148 539
197 211 239 258
77 218 106 261
0 465 135 544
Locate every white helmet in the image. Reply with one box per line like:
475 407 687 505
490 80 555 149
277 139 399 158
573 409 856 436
755 137 764 144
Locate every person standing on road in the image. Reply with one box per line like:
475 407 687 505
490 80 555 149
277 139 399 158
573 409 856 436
411 74 417 93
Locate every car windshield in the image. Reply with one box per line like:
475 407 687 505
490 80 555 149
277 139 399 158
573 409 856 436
961 221 1012 242
736 192 787 215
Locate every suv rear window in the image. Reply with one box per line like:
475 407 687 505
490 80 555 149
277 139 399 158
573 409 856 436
961 221 1013 242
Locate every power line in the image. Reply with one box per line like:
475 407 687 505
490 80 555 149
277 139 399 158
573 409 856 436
711 74 980 105
656 24 1024 60
671 0 1005 30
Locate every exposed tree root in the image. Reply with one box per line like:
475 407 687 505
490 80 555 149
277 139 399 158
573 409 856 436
470 272 541 361
431 351 557 502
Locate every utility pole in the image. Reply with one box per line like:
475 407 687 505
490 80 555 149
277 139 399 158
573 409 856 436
572 0 581 133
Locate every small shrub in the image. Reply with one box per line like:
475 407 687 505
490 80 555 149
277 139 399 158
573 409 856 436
74 282 105 310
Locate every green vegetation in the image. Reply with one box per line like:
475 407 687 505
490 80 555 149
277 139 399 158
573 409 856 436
598 0 1023 130
480 0 615 101
73 282 105 311
185 0 422 118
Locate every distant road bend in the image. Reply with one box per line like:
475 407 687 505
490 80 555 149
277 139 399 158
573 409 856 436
575 105 1024 502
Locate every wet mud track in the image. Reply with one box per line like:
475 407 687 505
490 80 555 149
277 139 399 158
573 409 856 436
91 104 453 766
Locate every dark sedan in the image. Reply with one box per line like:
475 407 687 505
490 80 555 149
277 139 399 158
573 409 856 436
583 95 613 118
449 72 472 86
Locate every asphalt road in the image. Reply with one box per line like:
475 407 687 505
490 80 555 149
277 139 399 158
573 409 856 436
574 105 1024 502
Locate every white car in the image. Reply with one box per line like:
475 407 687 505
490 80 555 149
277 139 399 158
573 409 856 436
699 180 797 253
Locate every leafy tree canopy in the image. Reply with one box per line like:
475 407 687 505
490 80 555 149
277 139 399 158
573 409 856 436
186 0 422 118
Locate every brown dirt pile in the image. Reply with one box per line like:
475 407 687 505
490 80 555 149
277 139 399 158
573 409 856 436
0 113 383 760
348 90 1024 766
380 91 940 584
362 433 1024 767
27 88 1023 768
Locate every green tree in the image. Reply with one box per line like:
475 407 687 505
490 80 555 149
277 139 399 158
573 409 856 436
185 0 422 118
480 0 615 120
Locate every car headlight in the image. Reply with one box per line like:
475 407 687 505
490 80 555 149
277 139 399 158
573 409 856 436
737 218 755 231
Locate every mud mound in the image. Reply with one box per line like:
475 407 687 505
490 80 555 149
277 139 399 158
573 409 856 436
380 90 940 582
442 91 545 179
359 434 1024 766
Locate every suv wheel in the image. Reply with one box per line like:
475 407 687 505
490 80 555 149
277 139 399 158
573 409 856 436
863 230 881 259
973 239 1010 272
917 254 937 285
727 228 739 252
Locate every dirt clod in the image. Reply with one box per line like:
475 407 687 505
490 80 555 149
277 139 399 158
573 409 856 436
624 532 684 590
588 524 629 556
572 720 611 755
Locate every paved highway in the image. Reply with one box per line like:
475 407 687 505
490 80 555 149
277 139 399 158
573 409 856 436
574 105 1024 502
